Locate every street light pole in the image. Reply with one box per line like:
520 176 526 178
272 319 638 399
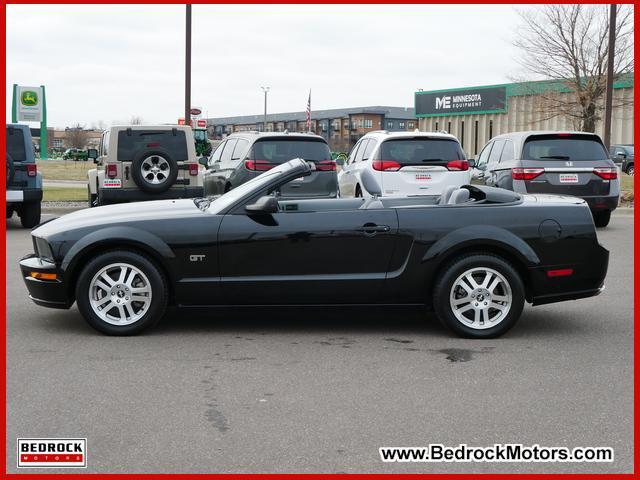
603 4 616 151
261 86 270 131
185 5 192 125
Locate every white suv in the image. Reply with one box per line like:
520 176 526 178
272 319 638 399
338 131 470 198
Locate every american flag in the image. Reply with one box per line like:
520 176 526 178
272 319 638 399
305 90 311 131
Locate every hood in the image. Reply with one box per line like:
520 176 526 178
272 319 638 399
33 199 202 237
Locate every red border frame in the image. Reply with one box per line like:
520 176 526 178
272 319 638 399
2 1 638 478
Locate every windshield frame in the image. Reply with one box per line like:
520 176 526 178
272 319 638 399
203 159 309 214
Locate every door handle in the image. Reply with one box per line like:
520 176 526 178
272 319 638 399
357 223 390 235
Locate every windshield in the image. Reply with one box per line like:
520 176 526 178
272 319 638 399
203 161 303 213
523 135 608 161
249 138 331 164
378 138 465 164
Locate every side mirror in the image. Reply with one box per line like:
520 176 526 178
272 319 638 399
468 158 476 168
335 158 345 166
245 195 279 214
616 152 627 159
199 156 209 167
87 148 98 160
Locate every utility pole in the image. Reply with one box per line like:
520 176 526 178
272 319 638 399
261 86 270 131
603 4 616 151
185 5 192 125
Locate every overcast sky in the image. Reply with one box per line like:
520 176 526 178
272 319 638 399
7 4 530 128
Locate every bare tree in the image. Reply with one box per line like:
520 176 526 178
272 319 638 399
513 4 633 132
129 115 144 125
65 123 88 149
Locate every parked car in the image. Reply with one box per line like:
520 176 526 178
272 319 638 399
20 159 608 339
63 148 88 161
87 125 204 207
338 131 470 198
610 144 634 175
203 131 337 198
472 131 619 228
6 124 42 228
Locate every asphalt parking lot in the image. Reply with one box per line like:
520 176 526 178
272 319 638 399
5 213 633 474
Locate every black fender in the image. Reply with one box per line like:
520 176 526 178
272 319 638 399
61 226 175 281
422 225 540 268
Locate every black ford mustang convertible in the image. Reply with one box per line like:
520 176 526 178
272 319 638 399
20 159 608 338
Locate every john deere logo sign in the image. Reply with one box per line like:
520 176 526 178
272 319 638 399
15 86 44 122
21 90 38 106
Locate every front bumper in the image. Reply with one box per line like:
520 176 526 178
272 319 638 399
98 186 204 205
19 254 72 309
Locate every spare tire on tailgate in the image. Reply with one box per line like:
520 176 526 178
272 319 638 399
131 148 178 194
6 153 15 187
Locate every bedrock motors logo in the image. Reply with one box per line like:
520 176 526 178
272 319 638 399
17 438 87 468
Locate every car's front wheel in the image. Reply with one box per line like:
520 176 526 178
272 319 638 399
75 250 168 335
433 253 525 338
626 164 634 176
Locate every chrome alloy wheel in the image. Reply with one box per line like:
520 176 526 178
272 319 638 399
141 155 170 185
88 263 152 326
449 267 512 330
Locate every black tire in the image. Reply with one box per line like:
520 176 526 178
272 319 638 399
6 207 13 219
355 185 362 198
626 164 634 176
593 210 611 228
131 148 178 194
20 201 41 228
433 253 525 339
6 153 15 186
88 186 98 208
75 250 168 335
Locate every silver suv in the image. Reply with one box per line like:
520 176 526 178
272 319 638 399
473 131 619 227
203 132 337 198
87 125 204 206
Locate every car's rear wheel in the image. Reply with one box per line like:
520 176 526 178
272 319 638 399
433 253 525 338
75 250 167 335
88 186 98 208
593 210 611 228
20 201 41 228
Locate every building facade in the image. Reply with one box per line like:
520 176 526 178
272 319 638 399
415 75 634 157
207 106 416 151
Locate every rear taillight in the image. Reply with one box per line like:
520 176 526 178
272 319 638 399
372 160 401 171
512 167 544 181
593 167 617 180
106 164 118 178
188 164 199 176
315 160 336 172
446 160 469 171
245 159 274 171
26 164 37 177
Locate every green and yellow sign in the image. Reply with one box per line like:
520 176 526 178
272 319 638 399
20 90 39 106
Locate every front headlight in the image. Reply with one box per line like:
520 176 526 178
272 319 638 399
34 237 54 262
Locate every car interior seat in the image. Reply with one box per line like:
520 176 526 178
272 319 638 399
439 185 457 204
448 188 470 205
359 169 384 209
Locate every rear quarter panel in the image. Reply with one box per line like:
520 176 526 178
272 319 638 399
386 198 601 303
